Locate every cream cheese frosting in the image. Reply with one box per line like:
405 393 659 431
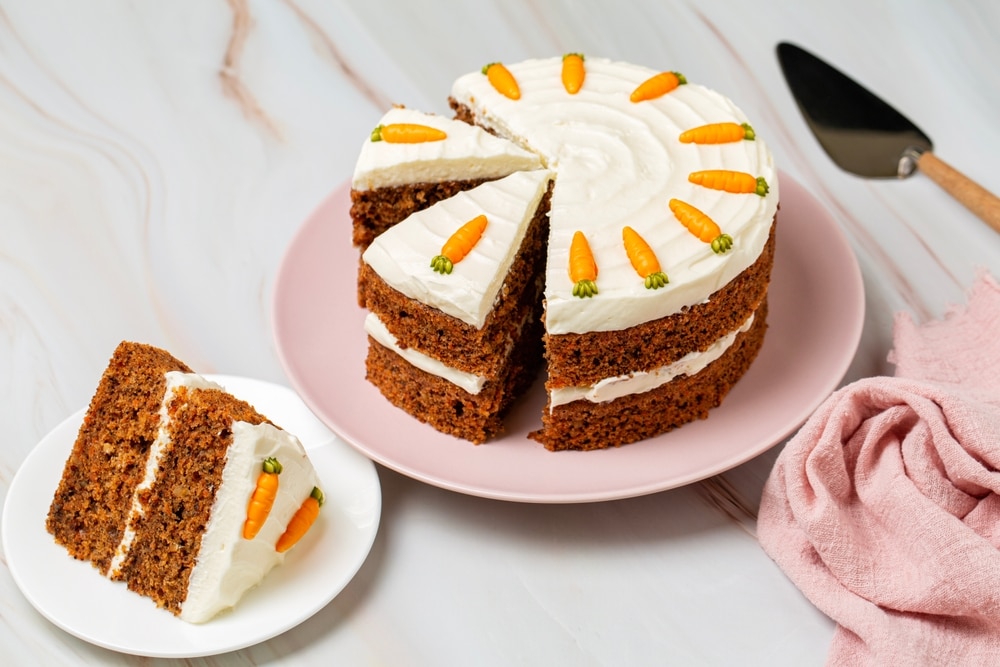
352 106 543 190
182 417 318 623
362 168 553 328
450 56 779 335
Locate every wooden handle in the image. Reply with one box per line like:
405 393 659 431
917 151 1000 233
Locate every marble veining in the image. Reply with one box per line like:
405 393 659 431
2 1 999 665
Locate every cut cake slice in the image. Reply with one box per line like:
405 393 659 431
359 169 553 443
350 106 543 251
46 341 323 622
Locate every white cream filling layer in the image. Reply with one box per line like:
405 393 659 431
550 314 755 408
352 107 543 190
364 312 487 394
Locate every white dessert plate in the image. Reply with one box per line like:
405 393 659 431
1 375 381 658
273 172 864 503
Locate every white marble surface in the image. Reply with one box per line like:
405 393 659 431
2 1 999 664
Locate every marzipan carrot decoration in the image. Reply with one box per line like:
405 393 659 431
569 230 598 298
688 170 769 197
629 71 686 103
669 199 734 254
370 123 447 143
678 122 756 144
562 53 585 94
243 457 282 540
431 214 489 274
622 226 668 290
483 62 520 100
275 486 324 553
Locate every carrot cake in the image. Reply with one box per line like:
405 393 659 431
354 55 779 449
350 106 543 251
360 169 553 443
46 341 324 622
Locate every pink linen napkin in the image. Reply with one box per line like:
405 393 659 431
758 272 1000 666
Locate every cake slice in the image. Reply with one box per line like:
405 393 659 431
350 106 543 251
359 169 553 443
46 341 323 623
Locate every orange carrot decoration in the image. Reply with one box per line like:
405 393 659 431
688 170 769 197
431 214 489 274
275 487 324 553
629 71 687 103
678 122 756 144
669 199 734 254
243 457 282 540
370 123 447 143
482 62 520 100
568 230 598 298
622 226 668 289
561 53 586 94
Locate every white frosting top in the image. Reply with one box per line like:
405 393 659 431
352 106 543 190
362 169 553 328
450 56 779 334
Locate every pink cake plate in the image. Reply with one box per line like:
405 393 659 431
272 171 864 503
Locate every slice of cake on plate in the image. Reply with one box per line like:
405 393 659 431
359 169 554 443
46 341 324 623
350 106 543 251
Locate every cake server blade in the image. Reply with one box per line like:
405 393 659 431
776 41 1000 231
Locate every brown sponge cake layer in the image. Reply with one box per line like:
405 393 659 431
530 298 769 451
544 221 776 388
46 342 192 574
364 316 543 443
351 178 493 250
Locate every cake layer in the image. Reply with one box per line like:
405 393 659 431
351 178 491 250
364 318 543 444
530 298 770 451
47 342 192 573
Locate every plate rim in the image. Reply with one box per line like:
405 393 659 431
272 170 865 503
1 374 382 658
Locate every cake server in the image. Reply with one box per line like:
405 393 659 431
777 41 1000 232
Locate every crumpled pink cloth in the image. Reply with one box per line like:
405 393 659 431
758 272 1000 666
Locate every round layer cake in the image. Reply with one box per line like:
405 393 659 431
357 54 779 449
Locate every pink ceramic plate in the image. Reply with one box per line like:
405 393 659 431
272 172 864 503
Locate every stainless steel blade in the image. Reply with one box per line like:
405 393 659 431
777 42 931 178
778 42 1000 231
